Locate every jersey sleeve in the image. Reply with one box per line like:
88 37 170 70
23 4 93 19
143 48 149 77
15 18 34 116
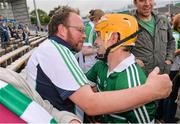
38 41 89 91
85 61 100 84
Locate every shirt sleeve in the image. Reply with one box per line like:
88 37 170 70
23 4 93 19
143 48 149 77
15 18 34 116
38 41 88 91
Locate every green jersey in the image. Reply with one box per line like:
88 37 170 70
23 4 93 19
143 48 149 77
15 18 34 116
86 54 156 123
173 30 180 49
138 16 155 37
84 21 97 46
171 30 180 71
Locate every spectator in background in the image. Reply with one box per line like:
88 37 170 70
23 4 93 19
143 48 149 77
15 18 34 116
22 24 29 45
8 24 14 38
164 13 180 123
1 23 9 48
18 23 24 30
0 15 3 20
0 23 4 44
132 0 175 75
35 24 39 36
131 0 175 122
76 9 104 73
41 27 44 32
7 23 20 39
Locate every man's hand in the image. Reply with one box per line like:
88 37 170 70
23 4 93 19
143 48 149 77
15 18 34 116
145 67 172 99
165 60 172 65
135 59 145 67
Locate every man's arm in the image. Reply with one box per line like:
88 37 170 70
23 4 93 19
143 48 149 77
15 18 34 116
69 67 172 116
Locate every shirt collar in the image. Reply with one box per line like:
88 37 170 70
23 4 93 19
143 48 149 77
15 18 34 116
107 54 136 77
48 35 74 52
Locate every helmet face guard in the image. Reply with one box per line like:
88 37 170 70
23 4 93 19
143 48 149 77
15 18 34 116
95 14 141 62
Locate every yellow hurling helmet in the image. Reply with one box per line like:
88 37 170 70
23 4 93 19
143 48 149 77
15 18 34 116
95 14 138 51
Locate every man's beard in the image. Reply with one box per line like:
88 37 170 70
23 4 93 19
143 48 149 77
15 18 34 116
67 30 82 52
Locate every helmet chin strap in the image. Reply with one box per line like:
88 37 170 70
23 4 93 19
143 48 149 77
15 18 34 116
96 29 142 62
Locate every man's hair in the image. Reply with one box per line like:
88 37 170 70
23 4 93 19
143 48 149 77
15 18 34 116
173 13 180 31
48 5 80 36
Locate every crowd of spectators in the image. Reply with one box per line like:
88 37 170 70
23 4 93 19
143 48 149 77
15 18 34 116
0 21 30 48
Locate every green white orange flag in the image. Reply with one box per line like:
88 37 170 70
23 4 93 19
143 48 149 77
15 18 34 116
0 80 57 123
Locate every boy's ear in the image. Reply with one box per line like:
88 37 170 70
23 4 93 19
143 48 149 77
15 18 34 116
112 32 119 43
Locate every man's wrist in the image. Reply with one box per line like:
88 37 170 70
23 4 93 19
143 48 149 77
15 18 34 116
142 84 158 101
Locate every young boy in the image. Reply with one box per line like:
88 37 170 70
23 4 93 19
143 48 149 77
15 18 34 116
86 14 156 123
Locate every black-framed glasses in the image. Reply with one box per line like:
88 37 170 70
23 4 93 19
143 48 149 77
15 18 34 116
66 25 85 33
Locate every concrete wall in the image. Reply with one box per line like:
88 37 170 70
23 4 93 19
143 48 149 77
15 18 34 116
0 0 14 19
0 0 30 24
11 0 30 24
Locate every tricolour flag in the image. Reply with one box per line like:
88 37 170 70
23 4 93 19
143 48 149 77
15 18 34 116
0 80 57 123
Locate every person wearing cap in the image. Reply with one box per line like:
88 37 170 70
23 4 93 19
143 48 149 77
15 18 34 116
26 5 172 123
76 9 105 73
86 14 155 123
